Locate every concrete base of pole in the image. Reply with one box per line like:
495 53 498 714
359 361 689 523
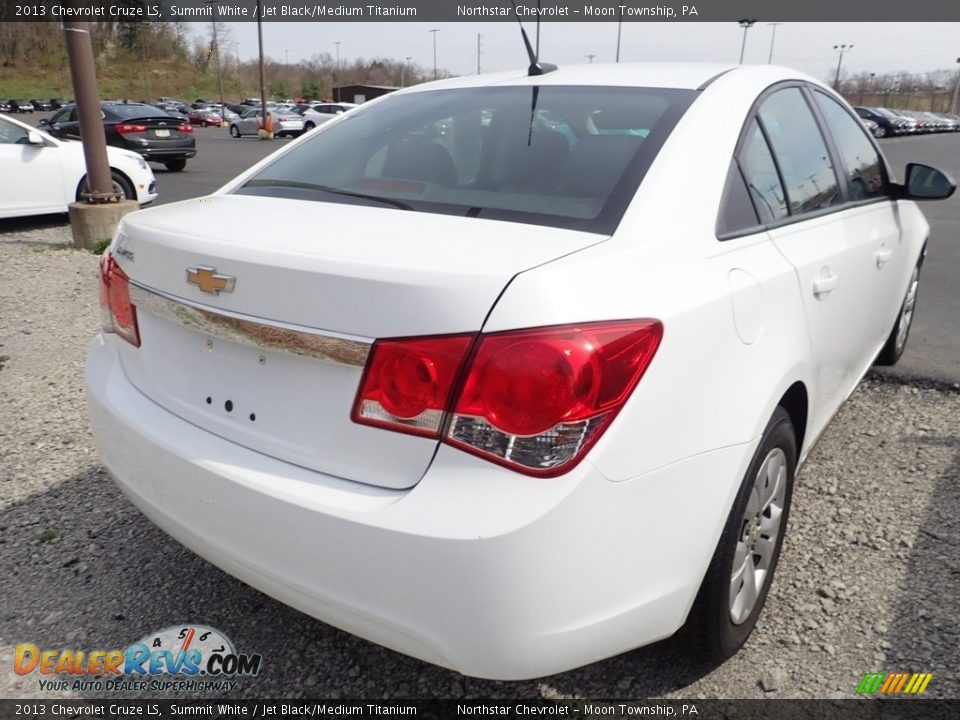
68 200 140 250
257 129 274 140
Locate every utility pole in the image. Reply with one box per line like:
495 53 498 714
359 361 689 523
767 22 783 64
477 33 482 74
616 12 623 62
951 57 960 115
833 44 853 91
429 29 440 80
585 54 596 64
334 42 341 71
204 8 226 125
738 19 756 64
256 0 270 138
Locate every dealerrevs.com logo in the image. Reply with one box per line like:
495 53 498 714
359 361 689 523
14 625 262 692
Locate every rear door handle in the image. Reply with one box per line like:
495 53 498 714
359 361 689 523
875 248 893 267
812 272 839 299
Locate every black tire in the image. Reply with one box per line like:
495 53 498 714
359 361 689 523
682 407 796 663
874 253 923 366
874 126 886 138
304 121 315 131
77 170 135 202
230 124 241 138
164 159 187 172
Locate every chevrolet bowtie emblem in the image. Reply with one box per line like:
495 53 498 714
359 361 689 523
186 266 236 295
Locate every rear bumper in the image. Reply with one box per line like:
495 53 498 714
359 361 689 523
135 147 197 161
85 336 754 679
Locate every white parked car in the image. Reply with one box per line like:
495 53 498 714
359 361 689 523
301 102 358 131
0 112 157 219
86 63 954 680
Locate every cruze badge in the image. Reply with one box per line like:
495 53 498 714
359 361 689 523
186 266 236 295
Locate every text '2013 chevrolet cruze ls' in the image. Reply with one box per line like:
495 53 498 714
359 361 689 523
86 63 955 680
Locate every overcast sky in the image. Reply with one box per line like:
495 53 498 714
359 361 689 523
221 22 960 81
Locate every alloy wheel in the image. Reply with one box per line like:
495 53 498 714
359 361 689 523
729 448 787 625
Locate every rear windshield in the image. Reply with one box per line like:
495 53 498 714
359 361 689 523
107 104 170 119
237 85 696 234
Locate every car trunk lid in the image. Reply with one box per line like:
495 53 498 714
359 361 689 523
111 194 606 489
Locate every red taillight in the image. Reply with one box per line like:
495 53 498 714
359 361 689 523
98 252 140 347
351 320 662 476
178 123 193 133
352 334 474 437
115 123 148 134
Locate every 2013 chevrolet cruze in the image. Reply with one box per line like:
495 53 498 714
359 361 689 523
86 63 955 679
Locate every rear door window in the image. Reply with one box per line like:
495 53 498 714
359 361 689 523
757 88 841 216
812 91 888 201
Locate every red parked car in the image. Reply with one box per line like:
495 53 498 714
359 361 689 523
188 108 222 127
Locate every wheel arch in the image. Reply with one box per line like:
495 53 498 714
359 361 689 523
75 167 137 202
776 381 808 461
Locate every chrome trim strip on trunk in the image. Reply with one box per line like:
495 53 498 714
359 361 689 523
128 282 372 367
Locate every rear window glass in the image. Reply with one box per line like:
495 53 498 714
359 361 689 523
237 85 696 234
107 104 169 119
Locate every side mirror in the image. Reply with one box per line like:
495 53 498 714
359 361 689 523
26 130 45 146
894 163 956 201
38 118 49 126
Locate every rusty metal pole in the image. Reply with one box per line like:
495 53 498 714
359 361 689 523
63 20 118 202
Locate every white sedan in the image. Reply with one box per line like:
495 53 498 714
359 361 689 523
0 112 157 219
86 63 954 679
301 102 358 131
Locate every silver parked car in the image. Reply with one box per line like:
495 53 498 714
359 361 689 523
229 108 304 138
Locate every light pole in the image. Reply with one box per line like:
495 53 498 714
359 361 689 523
256 0 269 138
334 41 341 71
767 22 783 64
401 56 412 87
285 49 289 66
951 57 960 115
738 19 756 64
616 12 622 63
204 3 226 124
586 54 596 64
833 44 853 90
429 29 440 80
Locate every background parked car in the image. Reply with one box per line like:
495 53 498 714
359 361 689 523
29 99 52 111
0 99 10 113
229 108 304 138
49 98 70 109
41 101 196 172
301 102 358 131
188 108 224 127
854 107 908 137
858 116 882 138
10 99 34 114
0 111 156 218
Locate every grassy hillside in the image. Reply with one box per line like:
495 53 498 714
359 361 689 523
0 58 230 102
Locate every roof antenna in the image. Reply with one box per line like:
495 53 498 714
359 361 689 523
508 0 557 76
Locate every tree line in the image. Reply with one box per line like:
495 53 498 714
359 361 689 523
0 22 438 101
